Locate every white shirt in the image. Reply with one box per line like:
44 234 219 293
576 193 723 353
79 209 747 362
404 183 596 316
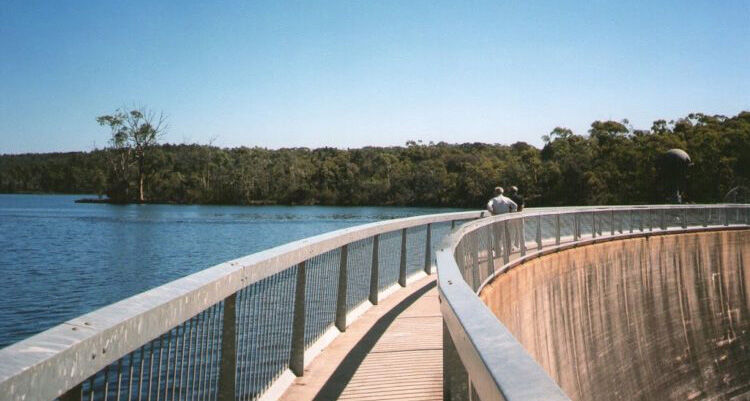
486 195 518 215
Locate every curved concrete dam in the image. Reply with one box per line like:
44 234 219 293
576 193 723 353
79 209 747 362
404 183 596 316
479 229 750 401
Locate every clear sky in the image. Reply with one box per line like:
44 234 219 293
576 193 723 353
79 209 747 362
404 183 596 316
1 1 748 154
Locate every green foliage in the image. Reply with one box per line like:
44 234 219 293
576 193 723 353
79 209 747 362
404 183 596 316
96 107 166 202
1 111 748 207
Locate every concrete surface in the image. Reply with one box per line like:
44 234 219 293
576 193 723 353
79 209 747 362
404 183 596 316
480 230 750 401
280 275 442 401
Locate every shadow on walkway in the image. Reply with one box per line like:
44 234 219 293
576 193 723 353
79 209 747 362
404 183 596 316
312 280 438 401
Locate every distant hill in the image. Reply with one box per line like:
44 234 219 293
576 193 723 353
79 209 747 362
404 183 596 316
1 111 748 207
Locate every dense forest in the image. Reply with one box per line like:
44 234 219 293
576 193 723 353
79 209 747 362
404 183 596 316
1 111 748 208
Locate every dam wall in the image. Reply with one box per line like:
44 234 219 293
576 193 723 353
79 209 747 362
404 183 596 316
479 230 750 401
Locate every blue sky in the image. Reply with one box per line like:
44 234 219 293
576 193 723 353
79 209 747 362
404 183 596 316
1 0 748 154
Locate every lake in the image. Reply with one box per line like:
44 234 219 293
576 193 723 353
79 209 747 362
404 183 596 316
0 194 463 348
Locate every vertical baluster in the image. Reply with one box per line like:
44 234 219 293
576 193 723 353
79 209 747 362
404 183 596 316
682 208 688 228
703 208 708 227
660 208 666 230
443 322 469 401
423 224 432 274
290 261 306 376
649 210 654 232
736 207 740 225
573 214 580 241
147 341 156 401
116 357 123 401
210 306 222 401
217 294 236 401
88 377 95 401
171 325 183 401
398 229 408 287
196 310 210 399
519 218 526 256
369 235 380 305
592 212 597 238
244 283 262 400
236 286 252 400
536 215 542 250
138 346 146 401
629 209 634 233
155 335 165 401
639 210 644 232
724 207 729 226
335 245 349 332
555 214 561 245
503 220 511 265
201 308 215 401
471 231 480 291
104 365 111 401
185 314 201 401
611 210 615 236
163 330 173 401
486 224 496 274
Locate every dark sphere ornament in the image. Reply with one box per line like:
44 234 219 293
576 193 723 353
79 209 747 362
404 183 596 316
660 148 691 203
663 148 692 168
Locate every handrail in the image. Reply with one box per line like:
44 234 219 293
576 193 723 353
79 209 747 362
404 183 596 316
436 204 750 401
0 210 485 401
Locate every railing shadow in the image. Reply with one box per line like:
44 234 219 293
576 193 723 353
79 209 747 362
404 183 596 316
312 280 437 401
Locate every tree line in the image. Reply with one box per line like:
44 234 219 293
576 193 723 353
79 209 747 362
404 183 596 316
1 111 748 208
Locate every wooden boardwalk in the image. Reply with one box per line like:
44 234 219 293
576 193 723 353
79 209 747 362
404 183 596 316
279 276 443 401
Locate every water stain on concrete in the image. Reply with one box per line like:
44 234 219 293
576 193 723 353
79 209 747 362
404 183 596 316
480 230 750 401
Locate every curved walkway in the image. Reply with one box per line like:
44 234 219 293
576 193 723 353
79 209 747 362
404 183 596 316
279 275 442 401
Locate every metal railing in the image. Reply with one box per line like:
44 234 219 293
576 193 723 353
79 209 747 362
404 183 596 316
0 210 487 401
436 204 750 401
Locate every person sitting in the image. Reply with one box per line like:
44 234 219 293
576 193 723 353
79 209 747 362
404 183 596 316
486 187 517 215
508 186 525 212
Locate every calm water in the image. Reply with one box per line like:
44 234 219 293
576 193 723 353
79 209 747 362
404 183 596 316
0 194 462 348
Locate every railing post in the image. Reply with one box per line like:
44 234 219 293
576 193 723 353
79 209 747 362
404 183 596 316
519 218 526 256
724 207 729 226
290 261 306 376
451 220 456 229
611 210 616 235
536 215 543 250
424 223 433 274
682 208 688 228
336 244 349 332
503 220 511 264
573 214 580 241
399 228 408 287
486 226 496 275
443 322 469 401
369 235 380 305
660 208 666 230
639 210 644 232
60 384 82 401
703 208 708 227
471 232 480 291
555 214 561 245
736 207 741 225
592 212 597 238
629 209 634 233
492 222 503 255
218 293 237 401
